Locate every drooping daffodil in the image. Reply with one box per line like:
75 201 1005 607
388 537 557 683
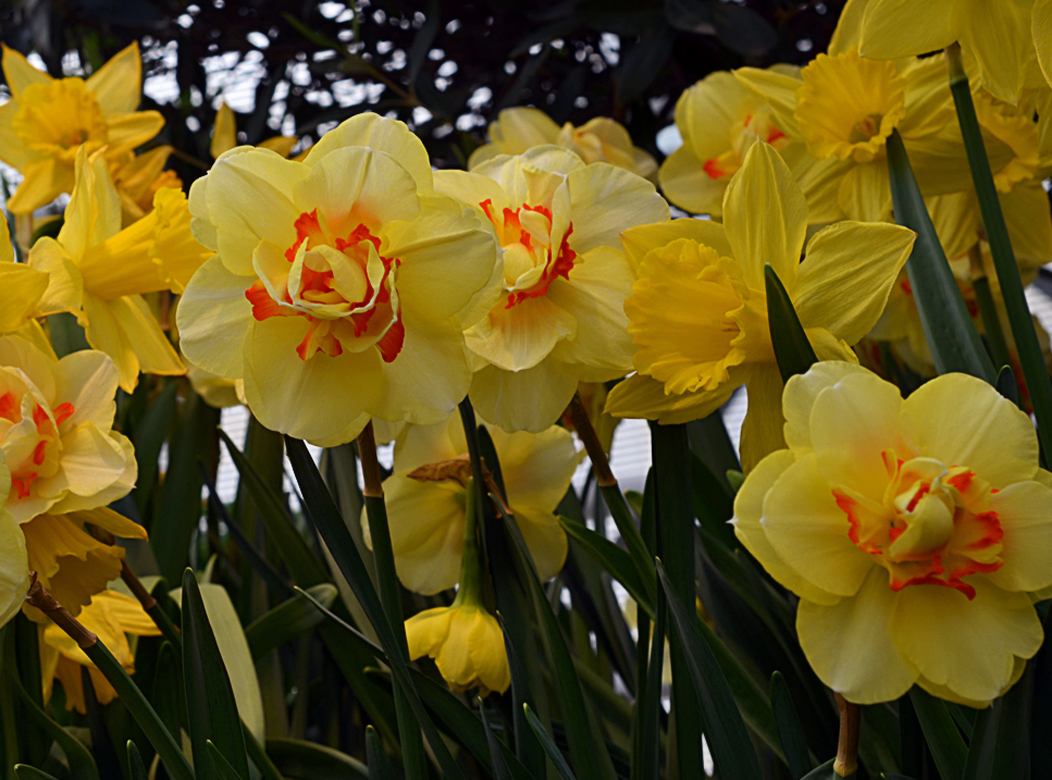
733 362 1052 705
604 142 916 471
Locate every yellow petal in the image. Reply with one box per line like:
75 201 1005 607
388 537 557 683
467 294 576 372
900 372 1039 489
67 505 147 541
258 135 298 157
303 112 434 192
53 349 118 430
85 42 143 115
468 107 561 169
658 146 730 217
891 579 1041 705
6 157 72 215
835 161 892 222
960 5 1036 106
405 606 455 660
738 363 787 473
1 45 51 100
59 147 122 259
733 66 804 139
384 476 465 595
105 111 165 154
79 293 139 392
564 162 669 255
466 608 511 694
175 254 255 380
498 424 580 517
797 566 917 704
0 260 48 333
1036 0 1052 90
722 142 807 291
511 504 568 582
106 295 184 377
29 238 84 316
210 102 238 159
983 481 1052 592
470 359 579 434
858 0 954 62
782 361 870 456
0 508 29 628
603 370 738 425
793 221 915 344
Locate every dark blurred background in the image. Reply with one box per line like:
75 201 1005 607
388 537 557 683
0 0 843 185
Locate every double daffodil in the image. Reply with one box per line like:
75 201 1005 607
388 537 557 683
604 143 915 471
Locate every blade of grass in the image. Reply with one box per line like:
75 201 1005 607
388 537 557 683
909 687 967 780
765 263 818 382
524 705 579 780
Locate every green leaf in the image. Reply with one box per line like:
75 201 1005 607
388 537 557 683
689 451 737 550
765 263 818 383
13 767 59 780
909 687 967 780
265 738 369 779
655 560 765 780
46 312 90 359
181 570 251 780
242 723 286 780
365 726 397 780
245 583 337 661
524 705 579 780
132 380 179 516
151 391 221 581
219 429 330 588
126 742 148 780
963 663 1033 780
996 365 1021 407
885 129 995 383
284 436 469 780
947 50 1052 457
479 704 514 780
770 671 813 777
208 741 250 780
558 516 656 617
616 20 674 104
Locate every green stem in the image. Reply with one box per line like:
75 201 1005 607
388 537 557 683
969 248 1013 375
946 43 1052 455
357 422 428 780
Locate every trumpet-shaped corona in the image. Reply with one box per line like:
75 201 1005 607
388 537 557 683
605 143 916 471
733 363 1052 705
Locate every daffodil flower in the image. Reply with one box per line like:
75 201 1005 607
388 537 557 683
659 67 798 218
0 42 164 214
177 113 501 445
604 143 915 471
735 48 963 222
41 589 160 713
860 0 1043 106
435 146 669 432
29 147 210 391
0 335 144 621
369 414 579 595
734 362 1052 705
469 106 657 178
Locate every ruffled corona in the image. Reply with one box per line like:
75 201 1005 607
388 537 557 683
733 362 1052 705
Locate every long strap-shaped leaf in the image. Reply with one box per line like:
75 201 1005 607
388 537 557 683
946 44 1052 455
656 561 765 780
886 130 996 383
524 705 579 780
765 263 818 383
909 688 967 780
284 435 468 780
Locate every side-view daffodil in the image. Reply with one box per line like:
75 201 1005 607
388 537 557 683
29 147 209 391
177 113 500 445
604 142 915 471
733 362 1052 705
435 145 669 432
468 107 657 179
0 42 164 214
369 415 579 594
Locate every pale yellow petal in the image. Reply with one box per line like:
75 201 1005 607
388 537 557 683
210 103 238 159
1 45 51 100
565 162 669 255
384 476 465 595
732 66 803 139
658 146 729 217
891 579 1042 705
39 423 127 499
53 349 118 430
793 221 915 344
470 359 579 434
901 372 1038 488
304 112 433 191
498 425 580 514
86 42 143 115
0 262 48 332
175 254 255 380
59 147 121 259
986 481 1052 592
723 143 806 291
782 361 869 456
603 371 738 425
0 509 29 628
467 294 576 373
797 566 917 704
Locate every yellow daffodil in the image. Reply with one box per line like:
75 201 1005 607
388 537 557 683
176 113 500 445
434 146 669 432
41 588 160 712
734 362 1052 705
659 68 797 217
0 335 144 619
369 415 578 594
29 148 209 391
108 145 183 226
405 598 510 696
210 102 299 160
735 48 961 222
0 452 30 630
860 0 1042 105
604 143 915 471
469 107 657 179
0 42 164 214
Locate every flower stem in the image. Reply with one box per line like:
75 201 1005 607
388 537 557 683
946 43 1052 457
833 693 860 778
968 246 1014 377
357 420 428 780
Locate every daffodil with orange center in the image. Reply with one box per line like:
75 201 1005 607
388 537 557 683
468 107 657 179
177 113 500 445
0 42 164 214
41 588 160 713
368 414 579 595
604 143 915 471
0 335 144 621
734 362 1052 705
659 67 796 218
29 148 211 391
435 146 669 432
